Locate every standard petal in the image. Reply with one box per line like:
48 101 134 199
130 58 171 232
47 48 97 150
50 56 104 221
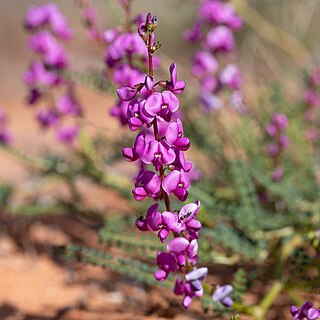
162 170 180 195
179 200 200 223
162 91 179 113
167 237 189 254
185 267 208 282
144 92 163 116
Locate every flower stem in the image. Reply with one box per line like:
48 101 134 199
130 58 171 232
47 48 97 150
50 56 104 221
147 29 171 212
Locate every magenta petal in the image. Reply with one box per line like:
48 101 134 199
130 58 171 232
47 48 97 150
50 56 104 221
182 295 193 309
144 92 163 116
307 308 320 320
187 219 202 232
116 87 137 101
179 200 200 223
158 228 169 242
133 131 146 158
162 170 180 195
159 141 176 164
169 63 177 85
162 91 179 113
154 269 167 282
167 237 189 254
173 278 185 295
175 188 188 202
128 117 143 131
122 147 134 162
162 211 181 232
142 140 158 164
177 253 186 266
165 121 179 145
146 206 162 231
132 187 147 201
187 239 198 257
156 251 178 272
144 172 161 195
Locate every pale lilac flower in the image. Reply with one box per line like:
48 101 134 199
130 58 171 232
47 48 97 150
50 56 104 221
174 267 208 309
200 93 223 111
183 21 202 42
212 284 234 307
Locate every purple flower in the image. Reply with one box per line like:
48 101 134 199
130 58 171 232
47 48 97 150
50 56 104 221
220 64 242 90
272 167 284 182
102 28 119 44
162 170 190 201
279 134 289 150
36 108 59 128
170 149 192 172
142 140 176 171
200 93 223 111
230 91 247 114
127 99 152 131
192 51 218 78
24 60 61 86
267 144 279 157
166 63 186 95
183 21 202 42
29 31 68 68
266 123 278 137
272 113 288 131
113 64 144 87
132 169 161 201
174 267 208 309
116 86 138 101
212 284 234 307
56 125 79 144
165 119 190 151
110 100 130 126
144 91 179 122
122 131 146 162
154 251 178 282
206 26 235 52
179 200 200 224
290 301 320 320
56 94 81 116
167 237 198 267
144 204 183 242
25 3 73 40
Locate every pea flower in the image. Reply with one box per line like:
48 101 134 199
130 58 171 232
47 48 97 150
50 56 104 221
290 301 320 320
212 284 234 307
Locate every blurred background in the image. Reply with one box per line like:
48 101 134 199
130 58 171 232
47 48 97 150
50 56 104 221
0 0 320 319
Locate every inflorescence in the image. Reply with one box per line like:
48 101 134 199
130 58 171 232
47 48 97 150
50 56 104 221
24 3 82 143
184 0 245 113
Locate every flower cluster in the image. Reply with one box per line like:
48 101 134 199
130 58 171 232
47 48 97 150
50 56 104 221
265 113 289 182
290 301 320 320
303 67 320 143
117 12 206 309
184 0 245 112
0 107 12 145
24 3 81 144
